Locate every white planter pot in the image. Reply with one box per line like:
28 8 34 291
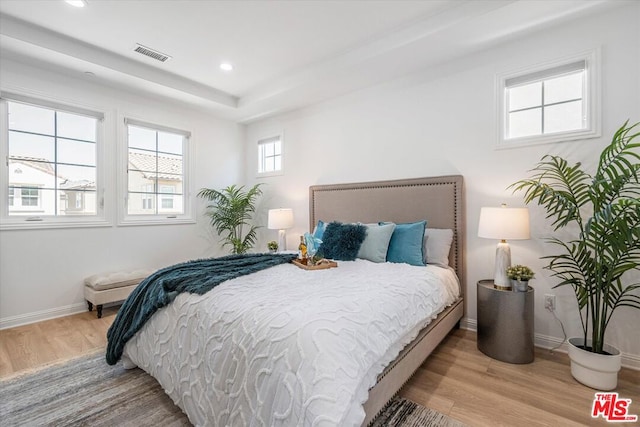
568 338 621 390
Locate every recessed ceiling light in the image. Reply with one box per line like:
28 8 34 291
220 63 233 72
65 0 87 7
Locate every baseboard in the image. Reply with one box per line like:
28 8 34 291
459 317 476 331
0 303 87 330
459 318 639 371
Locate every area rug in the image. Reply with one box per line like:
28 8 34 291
0 352 465 426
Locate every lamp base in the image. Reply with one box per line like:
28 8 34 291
494 241 511 289
278 230 287 252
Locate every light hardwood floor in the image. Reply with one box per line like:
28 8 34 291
1 308 638 426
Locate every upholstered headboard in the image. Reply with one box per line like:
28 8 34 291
309 175 465 295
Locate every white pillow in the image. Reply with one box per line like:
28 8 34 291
424 228 453 267
357 223 396 263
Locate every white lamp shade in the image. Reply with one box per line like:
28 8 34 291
478 207 530 240
268 208 294 230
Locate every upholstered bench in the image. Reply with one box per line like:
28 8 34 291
84 270 152 318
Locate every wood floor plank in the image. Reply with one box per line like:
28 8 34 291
0 339 14 378
0 325 56 372
0 311 638 426
400 329 639 426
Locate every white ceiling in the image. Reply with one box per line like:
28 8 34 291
0 0 624 123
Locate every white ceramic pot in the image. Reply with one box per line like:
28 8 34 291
568 338 621 390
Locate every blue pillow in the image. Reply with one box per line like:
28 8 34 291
318 222 367 261
357 223 396 263
383 220 427 266
313 220 327 240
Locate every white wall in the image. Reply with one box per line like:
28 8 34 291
0 59 245 327
245 4 640 363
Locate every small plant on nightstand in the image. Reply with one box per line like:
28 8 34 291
267 240 278 253
506 265 535 280
506 265 534 292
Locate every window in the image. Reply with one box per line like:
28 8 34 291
1 93 107 229
5 185 41 209
122 118 192 224
141 184 154 210
257 135 283 176
159 185 175 210
21 187 39 207
497 50 600 147
75 193 83 209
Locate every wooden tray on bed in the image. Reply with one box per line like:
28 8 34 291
292 259 338 270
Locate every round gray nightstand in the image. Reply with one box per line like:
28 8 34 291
477 279 534 364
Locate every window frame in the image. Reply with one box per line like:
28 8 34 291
0 91 110 230
256 133 284 177
496 49 601 149
118 115 194 226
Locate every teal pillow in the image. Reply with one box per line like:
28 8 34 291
357 223 396 263
383 220 427 266
318 222 367 261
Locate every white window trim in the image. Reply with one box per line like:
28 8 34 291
495 49 601 149
256 133 284 178
0 89 111 230
117 114 195 226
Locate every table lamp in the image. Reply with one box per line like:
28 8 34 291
268 208 294 251
478 204 530 289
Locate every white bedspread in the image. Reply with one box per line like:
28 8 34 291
122 259 459 427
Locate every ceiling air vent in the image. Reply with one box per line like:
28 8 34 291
133 44 172 62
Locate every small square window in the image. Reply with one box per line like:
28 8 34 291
20 187 39 207
257 135 283 176
506 67 584 139
497 50 600 148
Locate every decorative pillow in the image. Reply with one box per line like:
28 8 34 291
356 223 396 263
312 220 327 240
383 220 427 266
424 228 454 267
318 222 367 261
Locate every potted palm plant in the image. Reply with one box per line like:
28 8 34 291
510 121 640 390
197 184 263 254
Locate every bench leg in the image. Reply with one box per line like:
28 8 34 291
97 305 103 319
87 301 93 312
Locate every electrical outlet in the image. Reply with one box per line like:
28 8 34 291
544 294 556 311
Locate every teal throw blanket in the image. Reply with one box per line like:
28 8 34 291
106 253 296 365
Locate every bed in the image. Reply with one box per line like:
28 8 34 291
120 175 465 426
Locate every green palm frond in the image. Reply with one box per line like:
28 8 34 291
509 156 591 230
593 121 640 208
512 121 640 354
